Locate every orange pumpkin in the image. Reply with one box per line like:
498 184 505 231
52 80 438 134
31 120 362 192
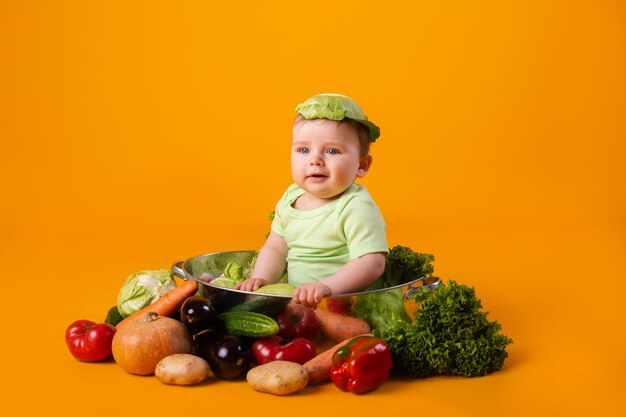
112 311 191 375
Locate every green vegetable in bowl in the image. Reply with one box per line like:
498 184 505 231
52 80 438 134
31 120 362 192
116 269 177 318
222 261 244 282
255 283 296 295
374 280 513 378
210 277 237 288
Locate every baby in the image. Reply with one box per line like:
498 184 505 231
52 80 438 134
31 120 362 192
236 93 388 307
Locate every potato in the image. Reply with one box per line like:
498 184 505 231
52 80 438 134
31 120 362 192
246 360 309 395
155 354 212 385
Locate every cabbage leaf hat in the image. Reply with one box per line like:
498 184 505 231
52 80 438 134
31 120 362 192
295 93 380 142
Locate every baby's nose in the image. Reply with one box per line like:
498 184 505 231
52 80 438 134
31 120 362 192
309 153 324 165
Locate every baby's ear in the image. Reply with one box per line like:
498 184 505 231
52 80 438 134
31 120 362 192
357 154 373 178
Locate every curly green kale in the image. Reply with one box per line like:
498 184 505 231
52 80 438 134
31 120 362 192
381 245 435 287
374 280 513 378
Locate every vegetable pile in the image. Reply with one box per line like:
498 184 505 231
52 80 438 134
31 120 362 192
65 246 513 395
374 280 513 378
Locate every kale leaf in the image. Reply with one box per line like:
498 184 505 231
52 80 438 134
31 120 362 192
381 245 435 287
374 280 513 378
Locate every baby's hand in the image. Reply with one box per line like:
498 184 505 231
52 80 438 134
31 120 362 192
292 282 331 308
235 277 266 292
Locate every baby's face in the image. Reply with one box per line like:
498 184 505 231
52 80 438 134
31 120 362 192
291 119 367 202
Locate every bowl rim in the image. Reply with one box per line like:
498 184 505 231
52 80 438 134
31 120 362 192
175 249 440 299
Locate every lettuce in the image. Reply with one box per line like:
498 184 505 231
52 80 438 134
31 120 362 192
352 288 412 332
116 269 177 318
222 261 244 282
295 93 381 142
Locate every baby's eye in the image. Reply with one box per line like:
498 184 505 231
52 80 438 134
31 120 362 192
297 147 309 154
326 148 339 155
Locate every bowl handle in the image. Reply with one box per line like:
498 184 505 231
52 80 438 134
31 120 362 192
171 260 186 280
403 276 441 301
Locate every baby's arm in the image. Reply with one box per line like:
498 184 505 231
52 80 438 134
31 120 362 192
292 252 386 307
236 231 288 292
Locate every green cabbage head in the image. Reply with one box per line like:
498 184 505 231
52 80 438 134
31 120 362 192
116 269 177 318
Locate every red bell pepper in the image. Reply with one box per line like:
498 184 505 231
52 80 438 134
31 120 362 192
329 335 392 394
251 335 316 365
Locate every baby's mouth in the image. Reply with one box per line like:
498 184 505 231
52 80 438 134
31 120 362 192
306 173 328 182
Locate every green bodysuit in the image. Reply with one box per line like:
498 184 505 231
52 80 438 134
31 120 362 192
271 183 389 287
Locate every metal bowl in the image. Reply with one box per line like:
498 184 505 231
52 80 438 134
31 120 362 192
171 250 441 327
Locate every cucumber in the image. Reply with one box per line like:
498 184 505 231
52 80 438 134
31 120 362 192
219 311 279 338
226 296 289 316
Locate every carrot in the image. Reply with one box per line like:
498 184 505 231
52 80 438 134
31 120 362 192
304 334 371 384
314 308 371 343
116 279 198 330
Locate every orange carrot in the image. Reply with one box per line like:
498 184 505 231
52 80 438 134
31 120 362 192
116 279 198 330
304 334 372 384
314 308 371 343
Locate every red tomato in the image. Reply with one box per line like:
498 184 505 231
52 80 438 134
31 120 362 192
65 319 116 362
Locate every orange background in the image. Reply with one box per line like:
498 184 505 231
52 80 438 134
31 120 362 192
1 1 624 416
